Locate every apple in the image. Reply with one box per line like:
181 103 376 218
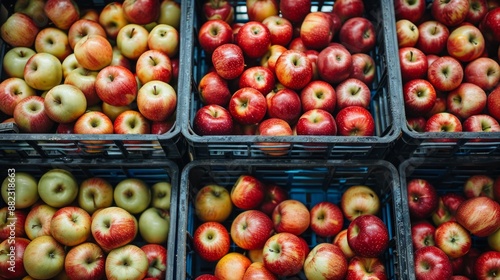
113 178 151 215
259 184 288 216
456 196 500 237
303 243 348 280
2 47 36 79
13 0 47 27
473 251 500 280
262 15 293 47
91 206 138 252
488 228 500 252
193 221 230 262
150 182 171 211
347 214 389 258
279 0 311 23
479 7 500 43
198 71 231 106
105 244 149 280
403 79 437 117
74 35 113 71
74 111 114 137
23 53 63 91
228 87 267 126
350 53 376 86
99 2 129 39
333 0 364 22
309 201 343 238
427 56 464 92
488 87 500 122
416 20 450 55
116 24 150 60
1 172 39 209
44 84 87 124
411 220 436 250
339 17 376 54
272 199 310 235
463 114 500 132
12 96 54 133
295 109 337 136
246 0 278 22
230 174 265 210
0 237 30 279
203 0 234 24
38 168 78 208
346 256 387 280
64 67 100 106
0 13 40 47
318 43 353 84
23 235 66 279
407 116 427 132
447 25 485 63
195 184 233 222
239 66 275 96
262 232 307 277
141 244 167 280
275 49 313 90
441 193 467 216
81 8 100 22
425 112 463 133
95 66 137 106
266 88 302 125
44 0 80 30
34 27 70 62
464 57 500 91
434 221 472 259
340 184 380 222
214 252 251 279
466 0 489 25
147 24 179 59
406 178 439 219
139 207 170 244
198 19 233 56
333 229 355 259
50 206 92 247
0 208 27 241
236 21 272 59
136 50 172 85
260 44 287 74
431 0 470 27
300 12 334 50
0 78 36 116
243 262 278 280
158 0 181 29
122 0 160 25
432 197 454 226
77 177 113 215
396 19 420 48
137 80 176 122
62 53 83 78
305 49 320 81
24 204 57 240
399 47 428 82
68 19 107 50
194 104 234 135
195 274 219 280
64 242 105 280
212 43 245 80
300 80 336 113
414 246 453 280
256 118 293 156
464 174 495 199
335 106 375 136
231 210 274 250
335 78 371 109
447 83 487 120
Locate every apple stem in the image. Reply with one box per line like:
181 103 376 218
149 56 157 66
129 28 136 38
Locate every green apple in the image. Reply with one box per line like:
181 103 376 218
138 207 170 244
38 169 78 208
77 177 114 214
1 172 39 209
150 182 171 210
23 235 66 279
488 228 500 251
113 178 151 214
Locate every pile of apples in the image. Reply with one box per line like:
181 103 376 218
193 0 380 141
407 175 500 279
190 174 393 279
395 0 500 133
0 169 172 279
0 0 180 136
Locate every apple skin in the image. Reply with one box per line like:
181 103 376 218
266 88 302 125
0 208 27 241
44 84 88 124
431 0 470 27
195 184 233 223
0 13 40 47
64 68 101 106
425 112 463 133
38 168 78 208
456 196 500 237
24 52 63 91
199 19 233 56
239 66 275 96
214 252 251 280
300 12 334 50
199 71 231 106
300 80 336 113
350 53 376 86
295 109 337 136
473 250 500 280
407 117 427 132
427 56 464 92
340 185 380 221
309 201 343 238
256 118 294 156
2 47 36 79
279 0 311 23
105 244 149 280
212 43 245 80
411 220 436 250
49 206 92 247
447 24 485 63
116 24 150 60
95 66 138 107
465 57 500 92
435 221 472 259
339 17 377 54
194 104 234 135
272 199 310 236
236 21 272 59
335 78 371 110
274 50 313 90
1 172 39 209
333 0 365 23
64 242 106 280
23 235 66 279
463 174 495 199
0 77 36 116
488 86 500 122
24 204 57 240
262 15 293 47
403 79 437 117
229 87 267 126
446 82 487 120
262 232 307 277
203 0 234 24
414 246 453 280
317 43 353 85
303 243 348 280
77 177 114 215
230 175 265 210
137 80 177 122
230 210 274 250
193 221 230 262
346 256 387 280
243 261 278 280
466 0 489 25
139 207 170 244
416 20 450 55
44 0 80 30
396 19 420 48
407 178 439 220
113 178 151 215
0 237 30 279
122 0 160 25
479 7 500 43
74 34 113 71
246 0 279 22
347 214 389 258
91 207 138 252
34 27 71 62
335 106 375 136
399 47 428 83
259 184 288 216
141 244 167 280
68 18 107 49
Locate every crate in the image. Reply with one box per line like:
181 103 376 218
0 157 179 280
399 157 500 280
179 0 402 160
176 159 408 279
0 0 185 159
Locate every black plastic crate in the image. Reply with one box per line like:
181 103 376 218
399 157 500 280
179 0 402 160
0 0 185 159
177 159 408 279
0 157 179 280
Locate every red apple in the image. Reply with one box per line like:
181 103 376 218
399 47 428 82
256 118 293 156
317 43 353 84
194 104 234 135
193 221 230 262
431 0 470 27
259 184 288 216
44 0 79 30
236 21 271 59
0 237 30 279
0 13 39 47
473 251 500 280
446 83 487 120
229 87 267 125
466 0 489 25
266 88 302 125
239 66 275 96
0 78 36 116
479 7 500 43
456 196 500 237
296 109 337 136
403 79 437 117
396 19 420 48
141 244 167 280
262 232 307 277
464 57 500 91
407 178 439 220
350 53 376 86
279 0 311 23
416 20 450 55
346 256 387 280
407 117 427 132
260 44 287 74
300 80 336 113
198 71 231 106
64 242 105 280
246 0 279 22
74 111 114 135
272 199 310 236
68 19 107 50
137 80 177 122
122 0 160 25
74 35 113 71
95 66 137 107
309 201 343 238
335 78 371 109
242 262 277 280
447 25 485 63
340 185 380 222
13 96 54 133
335 106 375 136
230 174 265 210
136 50 172 85
434 221 472 259
303 243 348 280
463 114 500 132
427 56 464 92
113 110 151 135
214 252 251 280
212 43 245 80
339 17 376 54
333 0 365 23
300 12 334 50
394 0 426 24
425 112 463 132
488 86 500 122
230 210 273 250
198 19 233 56
414 246 453 280
262 15 293 47
98 2 128 39
347 214 389 258
203 0 234 24
274 50 313 90
411 220 436 250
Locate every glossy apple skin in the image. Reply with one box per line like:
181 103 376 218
243 261 278 280
64 242 106 280
399 47 428 83
275 50 313 90
279 0 311 23
340 185 380 222
214 252 251 280
487 86 500 122
229 87 267 125
411 220 436 250
239 66 275 96
347 214 389 258
350 53 376 86
230 175 265 210
193 221 230 262
300 80 336 113
309 201 343 237
13 96 55 133
230 210 274 250
212 43 245 80
446 83 487 120
479 7 500 43
335 106 375 136
463 174 495 199
407 179 439 220
346 256 387 280
464 57 500 91
256 118 293 156
91 207 138 252
266 88 302 125
425 112 463 133
95 66 138 107
0 237 30 279
122 0 161 25
414 246 453 280
194 104 234 136
296 109 337 136
339 17 376 54
333 0 365 23
300 12 334 50
262 232 307 277
427 56 464 92
394 0 426 24
194 184 233 223
473 250 500 280
431 0 470 27
236 21 272 59
335 78 371 110
456 196 500 237
416 20 450 55
262 15 293 47
44 0 80 30
434 221 472 259
0 13 40 47
403 79 437 117
198 19 233 55
317 44 353 84
246 0 279 22
303 243 348 280
447 25 485 63
260 184 288 216
272 199 310 236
